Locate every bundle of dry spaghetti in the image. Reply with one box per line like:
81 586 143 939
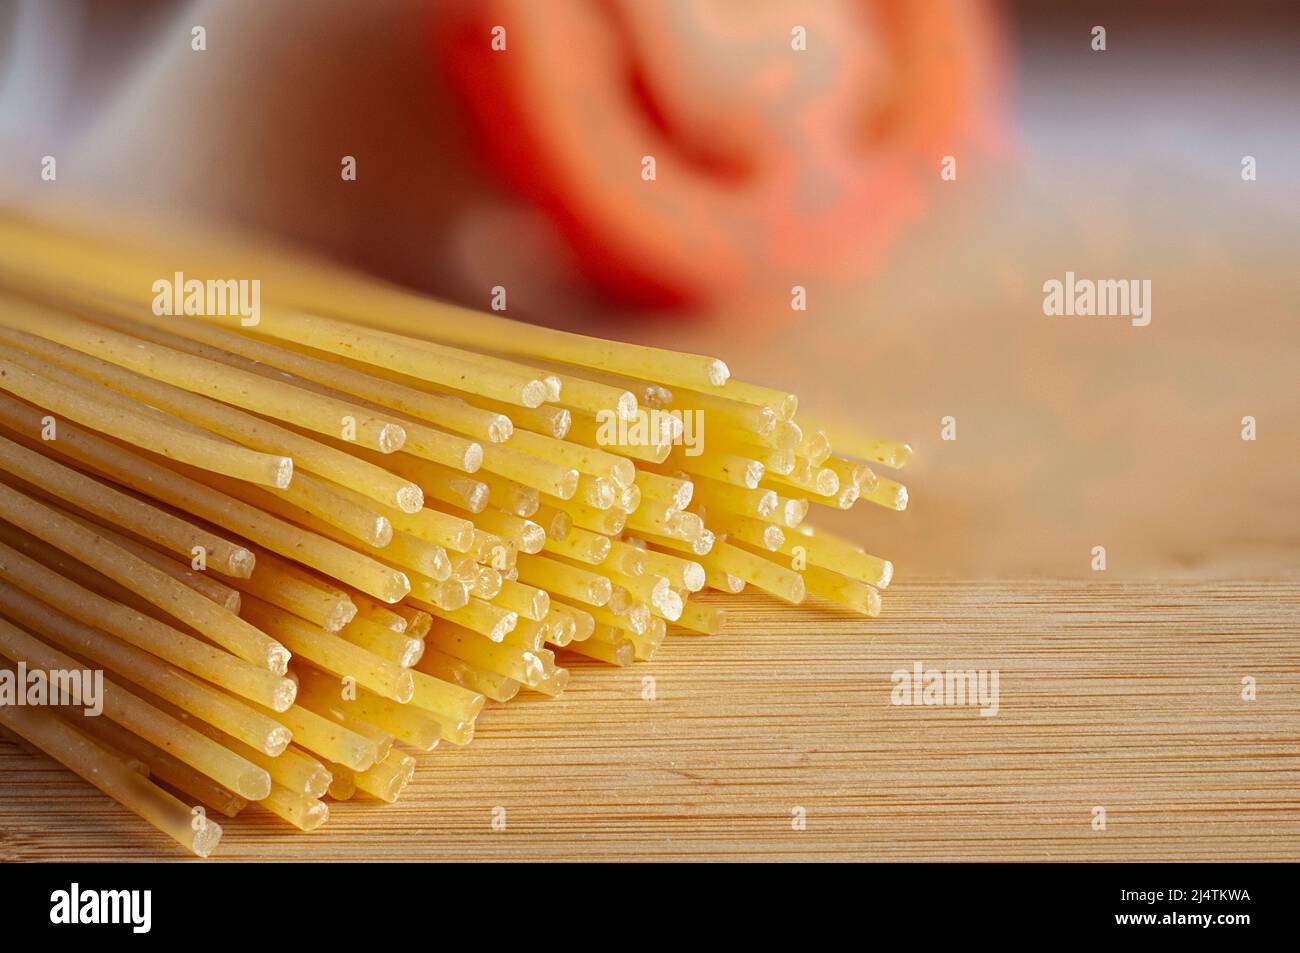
0 214 907 856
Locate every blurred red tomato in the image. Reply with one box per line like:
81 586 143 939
441 0 1003 309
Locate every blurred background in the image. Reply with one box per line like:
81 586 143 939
0 0 1295 578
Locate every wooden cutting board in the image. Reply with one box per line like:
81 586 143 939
2 578 1297 861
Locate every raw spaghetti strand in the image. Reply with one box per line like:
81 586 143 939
0 213 909 856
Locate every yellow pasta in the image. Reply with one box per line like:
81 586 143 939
0 617 271 800
0 540 293 710
515 554 612 608
0 483 289 673
114 306 514 443
339 617 424 668
566 634 636 666
698 540 807 604
205 306 553 409
0 395 409 600
74 716 249 818
0 324 424 512
800 565 882 617
0 213 908 855
0 343 292 488
241 598 415 703
295 670 446 751
479 442 579 499
421 598 517 642
259 784 330 831
546 602 596 643
0 306 408 453
416 648 521 703
494 579 551 621
226 548 357 632
255 702 380 773
475 470 541 517
426 623 546 686
0 693 224 856
0 578 291 756
674 600 729 636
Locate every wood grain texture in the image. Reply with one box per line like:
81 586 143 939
1 578 1297 862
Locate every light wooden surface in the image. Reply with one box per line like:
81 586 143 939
1 577 1297 862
